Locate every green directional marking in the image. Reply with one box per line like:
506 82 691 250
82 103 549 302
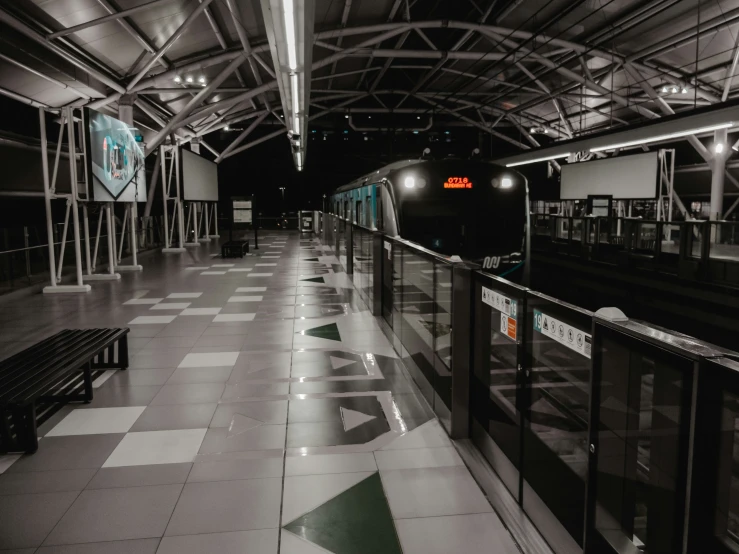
284 472 402 554
303 257 320 262
301 276 325 283
301 322 342 342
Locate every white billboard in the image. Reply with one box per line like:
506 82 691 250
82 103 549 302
181 148 218 201
560 152 659 200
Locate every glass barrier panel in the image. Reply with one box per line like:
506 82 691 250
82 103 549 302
689 223 704 259
524 296 592 547
471 276 524 500
661 224 681 256
634 222 657 252
433 262 453 429
534 215 551 237
710 222 739 263
590 325 693 554
572 219 584 242
555 218 570 241
352 227 365 303
399 248 436 407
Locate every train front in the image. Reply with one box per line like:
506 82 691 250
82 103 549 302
392 160 528 278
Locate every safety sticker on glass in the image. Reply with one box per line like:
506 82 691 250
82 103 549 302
533 309 591 359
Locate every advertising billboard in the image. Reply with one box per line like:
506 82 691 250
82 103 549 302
84 108 146 202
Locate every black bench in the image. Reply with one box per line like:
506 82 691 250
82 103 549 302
0 328 129 454
222 240 249 258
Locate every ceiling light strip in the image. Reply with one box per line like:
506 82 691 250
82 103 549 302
506 153 570 168
589 122 733 153
283 0 297 71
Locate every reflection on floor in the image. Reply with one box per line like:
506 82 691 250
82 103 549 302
0 232 520 554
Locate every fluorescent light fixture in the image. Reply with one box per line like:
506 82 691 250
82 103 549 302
589 122 733 153
715 142 725 154
283 0 297 70
506 153 570 167
296 152 302 168
291 73 299 116
294 116 300 136
501 177 513 188
404 176 415 188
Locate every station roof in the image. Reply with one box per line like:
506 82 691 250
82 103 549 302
0 0 735 166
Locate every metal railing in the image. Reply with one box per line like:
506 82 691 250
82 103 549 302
0 216 167 294
319 210 739 554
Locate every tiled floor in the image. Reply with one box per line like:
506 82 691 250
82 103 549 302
0 232 521 554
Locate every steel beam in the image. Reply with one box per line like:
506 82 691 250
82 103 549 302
127 0 216 91
215 112 270 162
48 0 178 39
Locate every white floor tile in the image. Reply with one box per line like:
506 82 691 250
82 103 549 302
201 271 226 275
380 466 492 519
167 292 203 299
227 296 263 303
285 453 377 476
211 264 235 268
129 315 177 325
213 314 256 322
103 428 208 467
261 256 280 259
236 287 266 292
395 514 518 554
375 447 463 470
150 302 191 310
185 267 210 270
248 273 273 277
228 268 252 272
256 263 277 266
92 369 117 388
180 307 222 316
179 351 240 368
46 407 146 436
158 529 279 554
381 419 451 450
124 298 163 305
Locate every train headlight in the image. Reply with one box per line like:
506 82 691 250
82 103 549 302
404 176 416 188
501 177 513 189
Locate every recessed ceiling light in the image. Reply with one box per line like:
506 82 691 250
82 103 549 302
672 86 678 93
661 86 668 93
185 76 193 83
198 76 205 83
224 125 229 131
174 76 182 84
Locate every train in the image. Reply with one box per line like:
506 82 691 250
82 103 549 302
329 157 529 278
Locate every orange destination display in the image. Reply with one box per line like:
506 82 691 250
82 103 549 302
444 176 473 189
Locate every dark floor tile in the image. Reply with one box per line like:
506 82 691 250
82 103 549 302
86 463 192 490
35 538 161 553
7 434 125 473
129 404 217 432
43 484 183 546
81 385 162 409
0 469 96 495
0 491 79 549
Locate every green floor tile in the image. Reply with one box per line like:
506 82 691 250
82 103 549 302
284 472 402 554
301 322 342 341
301 276 325 283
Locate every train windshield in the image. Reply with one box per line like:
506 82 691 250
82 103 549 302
401 197 469 254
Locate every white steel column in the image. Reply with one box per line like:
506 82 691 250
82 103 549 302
162 144 186 252
176 148 186 249
185 201 199 246
46 106 91 293
710 128 729 222
117 95 143 270
39 107 58 289
210 203 220 238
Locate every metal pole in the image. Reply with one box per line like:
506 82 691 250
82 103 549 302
176 149 185 248
48 0 177 39
118 208 128 263
204 202 210 239
129 203 139 266
66 108 84 287
23 226 31 279
39 107 58 287
92 207 103 270
57 201 70 282
160 146 170 249
143 149 161 218
50 115 65 193
106 203 115 273
82 203 92 275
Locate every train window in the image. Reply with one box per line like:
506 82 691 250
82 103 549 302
381 185 397 236
365 196 372 229
355 201 361 225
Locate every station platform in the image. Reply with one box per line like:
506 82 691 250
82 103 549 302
0 232 521 554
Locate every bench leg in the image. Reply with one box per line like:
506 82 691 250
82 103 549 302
11 404 38 454
119 335 129 370
83 362 93 403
